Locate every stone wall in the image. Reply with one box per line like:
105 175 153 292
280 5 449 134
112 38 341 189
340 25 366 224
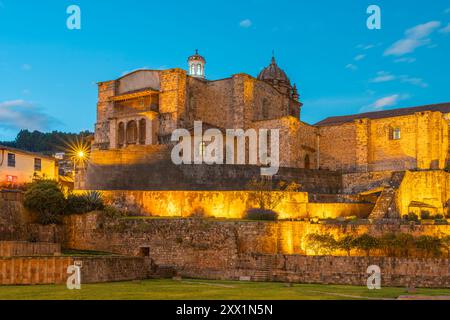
318 111 449 173
0 241 61 257
396 170 450 217
78 190 371 220
0 256 147 285
342 171 394 193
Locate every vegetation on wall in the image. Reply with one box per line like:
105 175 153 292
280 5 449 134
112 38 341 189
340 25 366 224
304 232 450 258
23 180 105 225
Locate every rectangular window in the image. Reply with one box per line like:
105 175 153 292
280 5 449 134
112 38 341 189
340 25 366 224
34 158 42 171
392 128 401 140
7 153 15 167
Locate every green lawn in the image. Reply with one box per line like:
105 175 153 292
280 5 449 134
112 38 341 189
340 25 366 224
1 279 450 300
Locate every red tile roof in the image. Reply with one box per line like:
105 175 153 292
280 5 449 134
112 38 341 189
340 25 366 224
315 102 450 126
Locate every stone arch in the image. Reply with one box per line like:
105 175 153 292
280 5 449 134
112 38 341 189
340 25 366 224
126 120 138 145
139 119 146 145
118 122 125 147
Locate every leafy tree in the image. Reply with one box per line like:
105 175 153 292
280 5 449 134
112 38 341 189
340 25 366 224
440 235 450 259
379 233 398 257
305 233 337 255
394 233 415 257
23 180 66 225
353 234 380 257
415 236 442 258
337 235 356 256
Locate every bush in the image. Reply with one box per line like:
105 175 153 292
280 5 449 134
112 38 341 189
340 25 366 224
353 234 380 257
244 208 278 221
23 180 66 225
407 212 419 222
336 235 356 256
420 211 431 220
65 191 104 215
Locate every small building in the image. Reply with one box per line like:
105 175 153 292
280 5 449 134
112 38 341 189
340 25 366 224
0 145 58 188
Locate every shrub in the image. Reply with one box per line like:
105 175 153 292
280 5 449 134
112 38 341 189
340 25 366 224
244 208 278 221
23 180 66 225
407 212 419 222
395 233 415 257
65 191 105 215
435 214 444 220
420 211 431 220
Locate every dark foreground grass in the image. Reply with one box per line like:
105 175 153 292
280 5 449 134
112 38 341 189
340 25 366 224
1 279 450 300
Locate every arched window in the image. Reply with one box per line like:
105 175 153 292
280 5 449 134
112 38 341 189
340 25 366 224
118 122 125 147
126 120 138 145
197 64 202 75
190 64 195 75
139 119 146 145
304 154 311 169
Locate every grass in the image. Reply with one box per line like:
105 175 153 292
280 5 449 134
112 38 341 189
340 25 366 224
1 279 450 300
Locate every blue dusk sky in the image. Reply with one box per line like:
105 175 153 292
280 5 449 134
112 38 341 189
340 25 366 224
0 0 449 140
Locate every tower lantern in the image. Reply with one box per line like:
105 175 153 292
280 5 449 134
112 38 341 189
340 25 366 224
188 49 206 79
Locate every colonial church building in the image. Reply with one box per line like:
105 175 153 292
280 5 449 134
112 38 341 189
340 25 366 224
84 51 450 193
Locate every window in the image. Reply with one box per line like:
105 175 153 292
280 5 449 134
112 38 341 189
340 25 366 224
197 64 202 75
391 128 401 140
7 153 15 167
34 158 42 171
304 154 311 169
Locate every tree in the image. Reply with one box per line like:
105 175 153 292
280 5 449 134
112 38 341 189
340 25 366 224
305 233 337 255
23 180 66 225
379 233 398 257
394 233 415 258
353 234 380 257
247 177 301 211
440 235 450 259
337 235 356 256
415 236 442 258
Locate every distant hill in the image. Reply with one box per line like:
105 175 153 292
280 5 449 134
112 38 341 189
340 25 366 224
0 130 93 155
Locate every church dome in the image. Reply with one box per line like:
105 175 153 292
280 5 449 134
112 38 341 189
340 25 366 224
188 50 206 79
188 49 206 63
257 56 291 86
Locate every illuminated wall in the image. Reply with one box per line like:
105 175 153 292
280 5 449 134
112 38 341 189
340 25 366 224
77 190 373 220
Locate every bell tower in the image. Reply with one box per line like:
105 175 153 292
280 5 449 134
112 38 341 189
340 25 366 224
188 49 206 79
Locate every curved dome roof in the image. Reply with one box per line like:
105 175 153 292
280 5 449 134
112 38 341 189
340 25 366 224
188 49 206 63
257 57 291 85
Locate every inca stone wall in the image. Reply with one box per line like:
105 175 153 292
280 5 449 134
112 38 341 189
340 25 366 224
63 213 450 287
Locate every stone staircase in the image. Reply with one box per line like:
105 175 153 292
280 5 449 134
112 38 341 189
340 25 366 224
368 172 405 220
252 255 276 282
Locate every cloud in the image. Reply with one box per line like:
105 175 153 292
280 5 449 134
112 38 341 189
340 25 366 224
394 57 416 63
384 21 441 56
445 8 450 14
439 23 450 34
345 64 357 71
354 54 365 61
399 75 428 88
0 100 61 133
361 94 410 112
239 19 252 28
370 71 396 83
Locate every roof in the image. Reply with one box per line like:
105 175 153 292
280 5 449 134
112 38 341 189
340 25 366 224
0 145 56 161
257 56 291 86
315 102 450 126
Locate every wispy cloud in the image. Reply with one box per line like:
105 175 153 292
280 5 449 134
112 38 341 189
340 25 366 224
384 21 441 56
0 100 61 133
354 54 365 61
239 19 252 28
445 8 450 14
369 71 428 88
439 23 450 34
361 94 410 112
345 63 357 71
370 71 396 83
394 57 416 63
